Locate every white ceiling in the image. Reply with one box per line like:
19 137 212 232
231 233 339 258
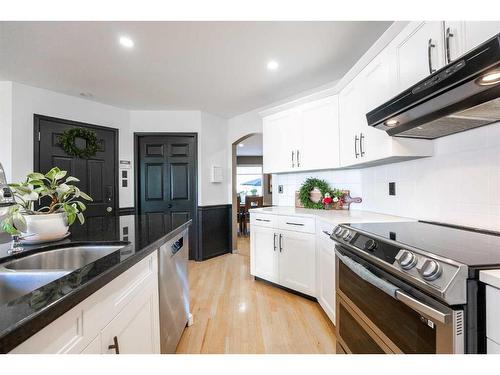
0 21 392 118
237 134 263 156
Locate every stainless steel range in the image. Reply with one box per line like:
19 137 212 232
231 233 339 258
331 221 500 354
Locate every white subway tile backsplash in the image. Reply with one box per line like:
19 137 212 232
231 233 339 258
272 122 500 232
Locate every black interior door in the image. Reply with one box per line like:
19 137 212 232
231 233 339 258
137 134 197 259
34 115 118 217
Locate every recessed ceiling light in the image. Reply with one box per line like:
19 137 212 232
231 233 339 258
119 36 134 49
238 143 245 147
267 60 279 71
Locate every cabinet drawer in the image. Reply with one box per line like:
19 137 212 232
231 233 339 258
278 215 315 233
250 213 276 228
486 285 500 344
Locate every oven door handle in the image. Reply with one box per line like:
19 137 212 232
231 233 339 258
336 250 451 324
395 290 450 324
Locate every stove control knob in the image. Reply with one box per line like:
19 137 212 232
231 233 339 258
364 239 377 251
333 226 343 237
417 259 442 281
342 230 352 241
396 250 418 270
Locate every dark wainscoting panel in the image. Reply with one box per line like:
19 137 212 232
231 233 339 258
197 204 232 261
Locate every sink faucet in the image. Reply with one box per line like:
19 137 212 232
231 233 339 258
0 162 16 215
8 235 24 255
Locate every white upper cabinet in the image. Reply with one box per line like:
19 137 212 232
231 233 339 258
395 21 444 90
263 96 340 173
298 96 340 171
338 44 433 168
263 108 300 173
463 21 500 54
339 77 365 167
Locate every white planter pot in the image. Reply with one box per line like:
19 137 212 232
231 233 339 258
21 212 69 243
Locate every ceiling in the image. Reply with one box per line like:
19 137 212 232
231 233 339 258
237 134 263 156
0 21 392 118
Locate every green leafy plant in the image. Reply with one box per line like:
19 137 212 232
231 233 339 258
0 167 93 235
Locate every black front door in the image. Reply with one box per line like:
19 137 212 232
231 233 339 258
34 115 118 217
137 134 197 259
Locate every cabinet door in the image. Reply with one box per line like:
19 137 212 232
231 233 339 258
263 109 300 173
464 21 500 53
299 96 340 171
396 22 444 90
251 226 279 283
358 49 394 162
339 78 364 167
101 278 160 354
279 230 316 296
317 237 336 323
442 21 466 63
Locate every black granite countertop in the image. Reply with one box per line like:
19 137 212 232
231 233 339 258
0 214 191 353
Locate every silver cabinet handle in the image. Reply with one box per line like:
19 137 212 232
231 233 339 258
445 27 454 64
279 233 283 252
108 336 120 354
256 218 270 222
360 133 365 157
428 38 436 74
273 233 277 251
291 150 295 168
286 222 304 226
354 134 360 158
297 149 300 168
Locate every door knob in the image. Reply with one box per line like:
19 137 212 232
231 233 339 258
106 207 113 213
108 336 120 354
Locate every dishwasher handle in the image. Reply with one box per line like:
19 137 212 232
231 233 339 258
170 237 184 256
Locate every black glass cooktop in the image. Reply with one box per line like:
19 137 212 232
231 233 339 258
347 221 500 267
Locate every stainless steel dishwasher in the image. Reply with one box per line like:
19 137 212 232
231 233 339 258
158 228 190 353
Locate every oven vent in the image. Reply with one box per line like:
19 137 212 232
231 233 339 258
455 311 464 336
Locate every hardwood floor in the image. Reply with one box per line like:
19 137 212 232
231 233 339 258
176 236 336 354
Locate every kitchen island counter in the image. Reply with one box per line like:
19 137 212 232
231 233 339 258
0 214 191 353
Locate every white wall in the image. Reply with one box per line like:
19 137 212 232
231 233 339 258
0 82 230 210
0 82 13 181
226 110 263 203
200 112 229 206
6 82 133 207
129 110 229 206
272 121 500 232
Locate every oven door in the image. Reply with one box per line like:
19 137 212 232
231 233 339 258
335 245 464 354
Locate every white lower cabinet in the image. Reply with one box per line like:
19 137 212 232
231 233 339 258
10 252 160 354
251 226 279 283
101 278 160 354
250 215 316 297
316 228 336 324
279 231 316 296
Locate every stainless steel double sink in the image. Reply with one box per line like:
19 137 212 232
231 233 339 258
0 245 124 306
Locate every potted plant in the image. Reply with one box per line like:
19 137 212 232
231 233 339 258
250 188 258 196
0 167 92 243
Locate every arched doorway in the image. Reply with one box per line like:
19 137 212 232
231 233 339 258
230 132 271 254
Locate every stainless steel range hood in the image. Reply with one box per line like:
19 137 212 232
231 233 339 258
366 33 500 139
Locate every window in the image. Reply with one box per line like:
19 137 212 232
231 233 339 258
236 166 262 198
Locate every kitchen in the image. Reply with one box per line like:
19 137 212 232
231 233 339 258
1 1 500 369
